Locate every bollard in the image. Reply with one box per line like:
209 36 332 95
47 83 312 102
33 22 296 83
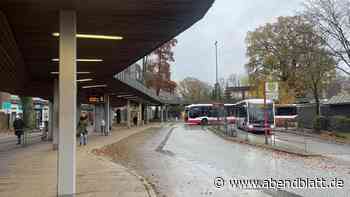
22 130 28 147
245 130 249 142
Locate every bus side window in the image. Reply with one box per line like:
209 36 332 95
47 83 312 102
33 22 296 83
189 107 200 118
202 106 209 116
209 107 218 117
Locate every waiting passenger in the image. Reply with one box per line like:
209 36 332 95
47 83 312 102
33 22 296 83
78 116 88 146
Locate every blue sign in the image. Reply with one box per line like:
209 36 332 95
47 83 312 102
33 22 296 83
2 101 12 114
2 101 11 110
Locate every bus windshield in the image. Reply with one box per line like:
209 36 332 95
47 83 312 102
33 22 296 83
248 103 274 124
275 106 297 116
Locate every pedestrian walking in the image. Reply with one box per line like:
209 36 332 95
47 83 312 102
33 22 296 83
13 115 25 145
78 116 88 146
101 119 106 136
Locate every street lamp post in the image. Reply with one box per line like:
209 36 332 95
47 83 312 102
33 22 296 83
263 80 268 145
215 41 220 128
215 41 219 100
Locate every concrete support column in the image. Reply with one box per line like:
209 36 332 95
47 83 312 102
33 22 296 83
165 105 169 122
127 100 131 128
94 104 102 133
160 105 164 123
104 94 110 133
138 103 142 126
58 10 77 196
148 106 151 123
145 106 148 123
149 106 153 121
47 101 53 141
144 105 148 124
148 106 154 120
110 108 114 128
53 79 59 150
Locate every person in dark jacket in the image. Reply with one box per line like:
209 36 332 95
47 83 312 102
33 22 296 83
13 115 25 145
78 116 88 146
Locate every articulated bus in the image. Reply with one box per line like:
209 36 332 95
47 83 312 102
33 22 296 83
184 99 275 133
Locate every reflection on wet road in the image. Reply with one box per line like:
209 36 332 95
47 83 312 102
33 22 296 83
110 124 350 197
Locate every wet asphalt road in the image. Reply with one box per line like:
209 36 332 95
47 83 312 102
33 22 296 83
110 123 350 197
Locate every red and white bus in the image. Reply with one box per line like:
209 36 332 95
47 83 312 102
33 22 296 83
234 99 275 133
274 104 298 127
185 104 219 125
185 99 275 133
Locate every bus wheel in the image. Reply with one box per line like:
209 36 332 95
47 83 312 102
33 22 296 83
201 119 208 125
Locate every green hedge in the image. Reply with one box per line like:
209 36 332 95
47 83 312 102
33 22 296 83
330 116 350 133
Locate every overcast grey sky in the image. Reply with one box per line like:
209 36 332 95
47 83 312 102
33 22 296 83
172 0 304 85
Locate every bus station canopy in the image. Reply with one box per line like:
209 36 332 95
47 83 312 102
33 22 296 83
0 0 214 101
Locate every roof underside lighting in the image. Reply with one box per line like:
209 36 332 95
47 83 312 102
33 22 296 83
52 32 123 40
117 95 134 98
77 78 93 82
50 72 91 74
82 84 107 89
51 58 103 62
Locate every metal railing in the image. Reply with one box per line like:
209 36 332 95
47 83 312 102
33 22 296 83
211 123 310 154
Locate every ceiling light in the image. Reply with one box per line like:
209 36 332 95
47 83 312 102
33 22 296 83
117 95 134 98
77 78 93 82
51 58 103 62
52 32 123 40
82 84 107 89
50 72 91 74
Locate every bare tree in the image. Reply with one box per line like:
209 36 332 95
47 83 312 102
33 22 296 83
303 0 350 75
301 48 336 115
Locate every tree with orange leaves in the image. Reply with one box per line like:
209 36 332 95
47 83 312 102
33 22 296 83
145 39 178 95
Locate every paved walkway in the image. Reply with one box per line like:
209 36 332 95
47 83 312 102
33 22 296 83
0 124 160 197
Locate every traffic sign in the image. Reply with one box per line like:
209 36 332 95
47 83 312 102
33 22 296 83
265 82 278 100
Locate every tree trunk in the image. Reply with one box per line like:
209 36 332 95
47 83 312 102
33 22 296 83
20 96 35 129
313 83 320 116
